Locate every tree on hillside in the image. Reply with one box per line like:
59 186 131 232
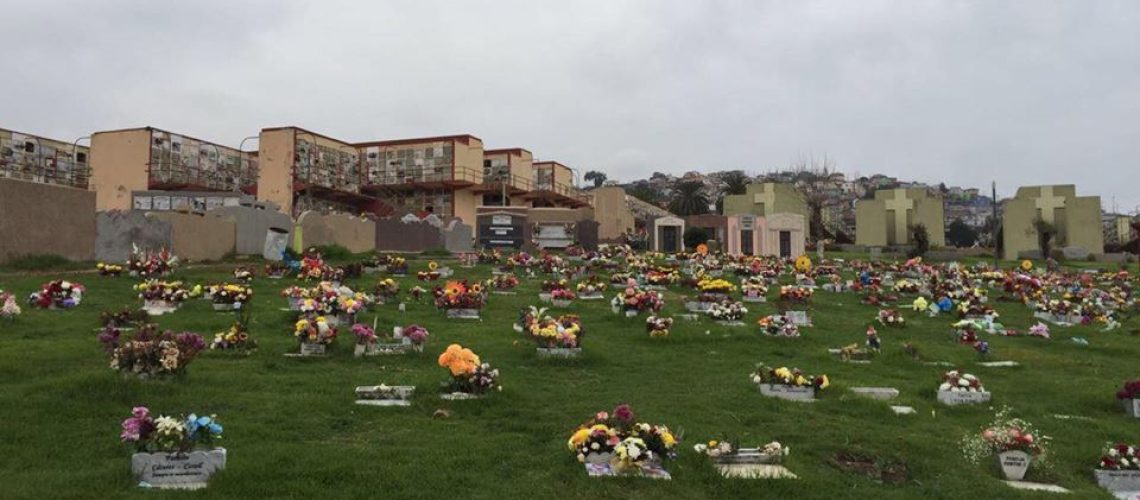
627 183 662 206
786 153 837 241
715 170 750 213
583 171 607 188
946 218 979 247
668 180 710 216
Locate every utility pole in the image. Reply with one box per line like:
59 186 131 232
991 181 999 267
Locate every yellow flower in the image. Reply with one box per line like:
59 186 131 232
795 255 812 273
774 367 792 380
1020 260 1033 271
568 428 590 450
428 261 439 271
818 375 830 390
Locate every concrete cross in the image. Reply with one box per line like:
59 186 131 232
1034 186 1065 224
752 183 777 216
883 189 914 244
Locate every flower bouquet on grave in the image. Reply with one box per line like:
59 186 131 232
99 307 149 329
386 256 409 276
697 277 736 298
433 281 486 319
336 292 370 324
566 404 678 474
527 313 583 355
958 301 997 320
487 273 520 293
134 280 189 313
575 277 608 299
120 406 226 489
101 324 205 378
750 364 828 400
550 288 577 307
1 290 21 321
540 254 567 275
778 285 814 305
960 406 1049 481
232 266 255 284
955 323 980 344
1096 443 1140 492
28 280 84 309
876 308 905 328
477 248 502 264
97 262 124 277
757 314 800 337
645 268 680 287
860 288 898 307
694 439 789 465
707 301 747 324
1116 381 1140 418
350 323 378 357
609 272 634 285
293 316 336 355
297 249 330 281
207 283 253 312
127 246 178 278
209 313 257 354
416 270 441 282
398 324 429 352
612 286 664 317
507 251 534 269
437 344 501 397
740 278 768 302
295 284 338 317
280 285 311 311
937 370 990 405
892 279 920 295
646 315 674 338
264 261 291 279
374 278 401 303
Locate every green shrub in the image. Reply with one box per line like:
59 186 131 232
683 227 710 250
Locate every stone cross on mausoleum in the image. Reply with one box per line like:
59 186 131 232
884 188 914 244
1034 186 1066 224
752 183 777 216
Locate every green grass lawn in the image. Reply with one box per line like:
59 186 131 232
0 258 1135 499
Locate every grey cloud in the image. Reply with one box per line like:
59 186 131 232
2 0 1137 210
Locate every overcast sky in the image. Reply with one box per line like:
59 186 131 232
3 1 1137 211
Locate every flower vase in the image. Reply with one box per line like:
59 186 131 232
353 343 377 357
299 342 326 356
1122 399 1140 418
131 448 227 489
610 458 642 476
996 450 1031 481
1095 469 1140 492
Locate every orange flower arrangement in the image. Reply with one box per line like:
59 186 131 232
443 281 467 297
438 343 480 375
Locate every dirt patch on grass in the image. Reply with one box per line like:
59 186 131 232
832 451 909 485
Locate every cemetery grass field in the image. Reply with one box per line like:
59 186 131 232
1 257 1138 499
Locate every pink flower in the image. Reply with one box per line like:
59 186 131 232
132 406 149 419
595 411 609 421
613 404 634 422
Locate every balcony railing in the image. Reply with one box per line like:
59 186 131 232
0 137 90 189
148 159 258 193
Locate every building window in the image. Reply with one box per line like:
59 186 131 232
23 142 35 153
